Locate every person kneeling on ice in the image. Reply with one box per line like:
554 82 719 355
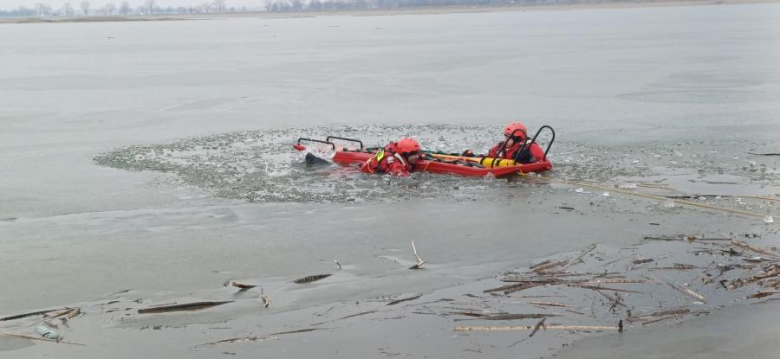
360 138 421 177
485 122 545 163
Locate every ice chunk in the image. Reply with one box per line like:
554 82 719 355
35 324 60 340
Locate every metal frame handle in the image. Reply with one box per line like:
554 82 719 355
297 137 336 150
513 125 555 162
326 136 364 150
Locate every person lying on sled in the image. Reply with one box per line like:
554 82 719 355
463 122 545 164
360 138 421 177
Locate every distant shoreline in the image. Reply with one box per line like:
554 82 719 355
1 0 778 24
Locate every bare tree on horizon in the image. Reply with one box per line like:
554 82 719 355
35 3 52 17
104 3 116 15
62 2 75 16
213 0 226 12
119 1 131 14
145 0 156 14
79 1 90 15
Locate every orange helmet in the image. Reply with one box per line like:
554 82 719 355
396 138 421 154
503 122 527 140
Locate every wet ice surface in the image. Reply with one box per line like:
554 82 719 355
93 124 780 219
93 124 521 203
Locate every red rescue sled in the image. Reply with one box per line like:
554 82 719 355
294 128 554 178
331 150 551 178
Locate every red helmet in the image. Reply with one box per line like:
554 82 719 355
396 138 421 154
503 122 527 140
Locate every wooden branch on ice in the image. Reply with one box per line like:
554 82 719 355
387 294 422 306
292 274 332 284
728 265 780 290
527 301 573 308
195 329 321 347
581 279 649 285
659 279 706 303
564 244 597 269
454 324 618 332
224 281 256 291
731 240 780 259
748 291 780 299
409 241 426 269
138 301 233 314
529 317 546 337
0 308 68 322
626 307 690 323
453 313 560 321
569 284 643 294
532 260 569 274
0 331 85 346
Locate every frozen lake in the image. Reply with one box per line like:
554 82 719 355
1 3 779 357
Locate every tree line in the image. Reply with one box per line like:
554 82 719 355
0 0 240 17
266 0 572 13
0 0 582 17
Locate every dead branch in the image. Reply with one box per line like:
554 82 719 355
138 301 233 314
731 240 780 259
0 331 85 346
484 282 539 295
409 241 426 269
527 301 573 308
529 317 546 337
43 307 81 320
728 265 780 290
632 258 654 265
650 263 699 271
0 308 68 322
569 284 643 294
748 291 780 299
643 235 683 241
224 281 256 291
453 313 560 321
564 244 597 268
748 152 780 156
627 307 689 323
339 310 377 320
387 294 422 306
292 274 332 284
581 279 649 285
195 328 321 347
660 279 706 303
195 335 278 347
454 324 618 332
532 260 569 274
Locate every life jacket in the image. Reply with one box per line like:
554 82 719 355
488 140 545 163
361 143 412 176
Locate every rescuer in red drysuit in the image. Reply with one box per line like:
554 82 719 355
484 122 546 163
360 138 422 177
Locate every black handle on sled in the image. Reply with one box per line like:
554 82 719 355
514 125 555 162
489 128 526 168
297 138 336 150
326 136 364 150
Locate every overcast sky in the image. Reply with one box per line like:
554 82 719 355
2 0 260 10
